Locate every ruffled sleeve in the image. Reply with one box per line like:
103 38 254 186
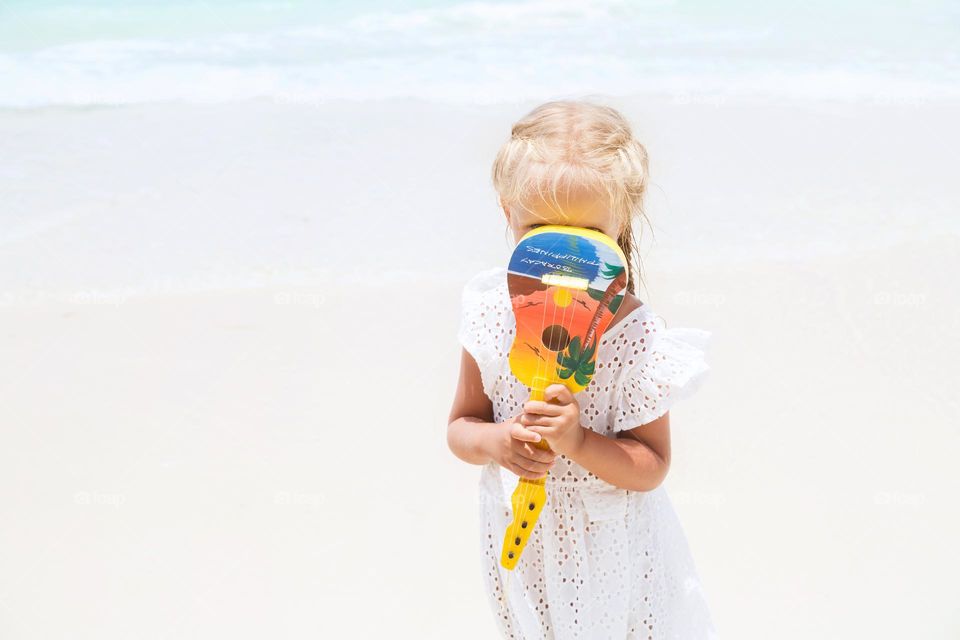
457 266 511 400
613 310 711 431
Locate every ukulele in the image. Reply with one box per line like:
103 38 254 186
501 224 630 570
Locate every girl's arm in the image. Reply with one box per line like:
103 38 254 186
522 386 671 492
571 415 671 492
447 348 556 476
447 415 497 466
447 348 496 464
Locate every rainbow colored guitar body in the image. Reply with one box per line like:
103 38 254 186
500 225 630 571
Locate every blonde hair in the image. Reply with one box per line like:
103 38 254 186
491 100 650 294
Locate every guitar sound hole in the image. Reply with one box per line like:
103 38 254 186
541 324 571 351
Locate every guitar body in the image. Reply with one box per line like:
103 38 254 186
500 225 630 570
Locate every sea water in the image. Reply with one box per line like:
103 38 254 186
0 0 957 107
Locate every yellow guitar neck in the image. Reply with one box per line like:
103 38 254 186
500 377 555 571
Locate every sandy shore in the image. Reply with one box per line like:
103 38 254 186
1 97 958 637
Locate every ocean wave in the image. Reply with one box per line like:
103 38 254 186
0 0 956 106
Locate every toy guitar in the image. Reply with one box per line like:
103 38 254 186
500 224 630 570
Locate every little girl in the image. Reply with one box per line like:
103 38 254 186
447 101 717 639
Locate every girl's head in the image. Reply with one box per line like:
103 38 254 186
491 100 650 294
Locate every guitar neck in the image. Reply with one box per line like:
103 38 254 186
528 376 555 452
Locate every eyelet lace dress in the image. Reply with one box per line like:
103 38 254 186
457 266 718 640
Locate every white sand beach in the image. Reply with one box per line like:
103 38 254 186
1 94 958 638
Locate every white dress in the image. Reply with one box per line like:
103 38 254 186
457 266 718 640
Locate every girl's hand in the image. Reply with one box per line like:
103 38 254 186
520 384 585 457
487 414 557 480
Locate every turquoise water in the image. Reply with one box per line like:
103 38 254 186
1 0 958 105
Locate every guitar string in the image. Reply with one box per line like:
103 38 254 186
514 242 554 567
502 244 552 599
508 229 568 577
504 232 554 584
512 229 619 569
